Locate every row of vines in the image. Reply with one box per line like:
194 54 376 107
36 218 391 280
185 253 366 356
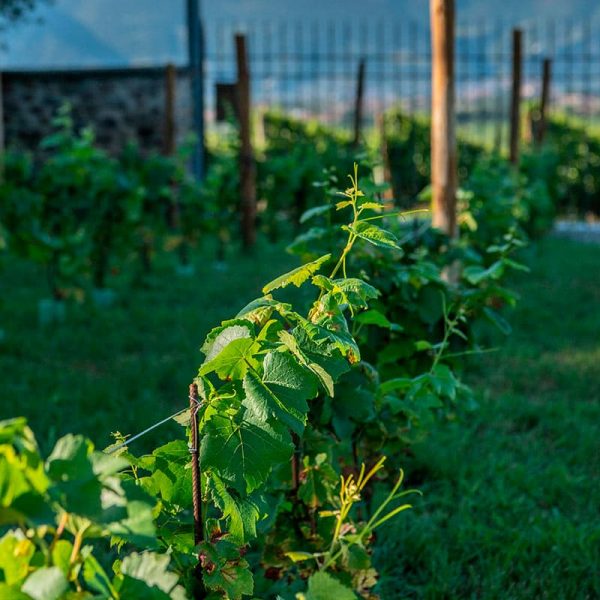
0 105 598 598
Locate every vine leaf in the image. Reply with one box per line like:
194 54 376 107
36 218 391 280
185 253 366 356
312 276 379 310
262 254 331 294
210 475 262 545
305 571 357 600
300 204 332 224
21 567 68 600
117 552 187 600
277 330 336 397
349 221 402 250
355 309 392 328
199 337 260 380
200 413 292 495
201 321 254 360
199 539 254 600
242 351 318 435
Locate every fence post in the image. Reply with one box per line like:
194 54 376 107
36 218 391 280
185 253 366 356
186 0 205 181
235 33 257 249
164 64 177 156
353 58 366 146
0 72 4 181
536 58 552 145
509 28 523 164
376 113 394 201
430 0 458 238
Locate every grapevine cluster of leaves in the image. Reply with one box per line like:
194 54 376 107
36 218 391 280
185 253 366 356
0 105 204 300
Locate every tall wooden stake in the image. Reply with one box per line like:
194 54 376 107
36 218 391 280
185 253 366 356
353 58 366 146
509 28 523 164
376 114 394 201
235 33 257 249
536 58 552 145
430 0 457 238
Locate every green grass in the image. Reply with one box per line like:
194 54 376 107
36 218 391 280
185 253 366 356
0 241 296 455
374 237 600 599
2 236 599 598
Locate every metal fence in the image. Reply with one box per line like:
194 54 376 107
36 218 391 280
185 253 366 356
204 18 600 143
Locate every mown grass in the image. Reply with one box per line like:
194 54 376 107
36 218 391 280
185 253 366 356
1 236 598 598
375 237 600 599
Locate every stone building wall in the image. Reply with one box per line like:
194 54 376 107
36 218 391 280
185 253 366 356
1 66 193 155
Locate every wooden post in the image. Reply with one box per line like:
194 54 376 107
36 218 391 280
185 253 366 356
536 58 552 145
376 113 394 201
235 33 256 249
509 28 523 164
430 0 457 238
164 63 177 156
353 58 366 146
186 0 205 180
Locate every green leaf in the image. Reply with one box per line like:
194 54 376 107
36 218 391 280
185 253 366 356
118 552 187 600
138 440 191 508
297 455 337 509
46 435 117 520
210 474 262 545
0 533 35 586
236 297 291 327
201 321 254 360
49 540 72 577
199 540 253 600
358 201 382 211
300 204 332 224
305 571 356 600
463 261 505 285
285 551 314 563
350 221 402 250
201 413 292 495
379 377 414 395
354 309 391 328
199 337 260 381
82 553 115 597
291 327 351 394
0 584 33 600
430 364 459 401
242 351 318 436
21 567 68 600
311 276 379 311
262 254 331 294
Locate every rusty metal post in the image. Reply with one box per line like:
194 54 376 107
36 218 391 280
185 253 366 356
189 383 203 546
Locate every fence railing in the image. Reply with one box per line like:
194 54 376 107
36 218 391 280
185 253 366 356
203 18 600 144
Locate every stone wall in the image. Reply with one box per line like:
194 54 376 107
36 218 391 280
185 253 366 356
1 66 193 155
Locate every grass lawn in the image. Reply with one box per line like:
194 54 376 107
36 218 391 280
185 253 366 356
375 237 600 599
1 236 598 598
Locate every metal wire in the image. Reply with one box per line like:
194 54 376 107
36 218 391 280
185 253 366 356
105 404 195 454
